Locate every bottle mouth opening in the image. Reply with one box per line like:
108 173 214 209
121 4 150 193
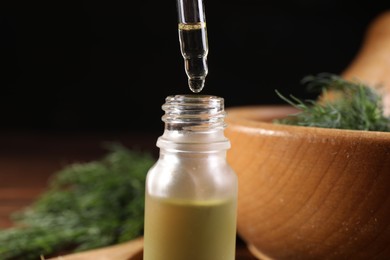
162 95 226 131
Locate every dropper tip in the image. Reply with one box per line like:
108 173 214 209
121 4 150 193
189 78 205 93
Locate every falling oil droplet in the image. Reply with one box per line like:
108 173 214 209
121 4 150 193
189 78 205 93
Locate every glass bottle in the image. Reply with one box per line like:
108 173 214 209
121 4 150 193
143 94 238 260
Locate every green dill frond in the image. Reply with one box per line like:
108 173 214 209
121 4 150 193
274 73 390 132
0 144 154 260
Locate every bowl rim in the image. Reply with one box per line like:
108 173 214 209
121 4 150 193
225 105 390 142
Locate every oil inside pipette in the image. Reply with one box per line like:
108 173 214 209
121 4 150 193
178 22 208 93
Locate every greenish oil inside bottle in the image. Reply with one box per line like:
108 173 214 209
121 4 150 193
144 194 237 260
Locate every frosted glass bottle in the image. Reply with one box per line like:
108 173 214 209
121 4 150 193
143 94 238 260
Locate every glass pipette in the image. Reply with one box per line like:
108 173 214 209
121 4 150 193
176 0 209 93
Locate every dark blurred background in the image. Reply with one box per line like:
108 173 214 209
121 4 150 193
1 1 389 134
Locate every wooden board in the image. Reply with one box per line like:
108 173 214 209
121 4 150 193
47 236 258 260
47 237 144 260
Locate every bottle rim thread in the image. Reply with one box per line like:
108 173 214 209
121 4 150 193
161 95 226 131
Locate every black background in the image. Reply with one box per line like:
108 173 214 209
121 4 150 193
1 1 389 134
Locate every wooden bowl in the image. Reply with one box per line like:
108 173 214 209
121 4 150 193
225 105 390 259
225 11 390 259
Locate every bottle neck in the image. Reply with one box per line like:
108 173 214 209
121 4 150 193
157 94 230 152
162 94 226 131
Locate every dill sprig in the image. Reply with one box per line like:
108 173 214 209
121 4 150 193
0 144 154 260
274 73 390 132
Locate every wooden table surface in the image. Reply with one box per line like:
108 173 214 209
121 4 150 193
0 132 257 259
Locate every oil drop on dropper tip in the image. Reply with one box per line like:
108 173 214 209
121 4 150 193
177 0 209 93
188 78 205 93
